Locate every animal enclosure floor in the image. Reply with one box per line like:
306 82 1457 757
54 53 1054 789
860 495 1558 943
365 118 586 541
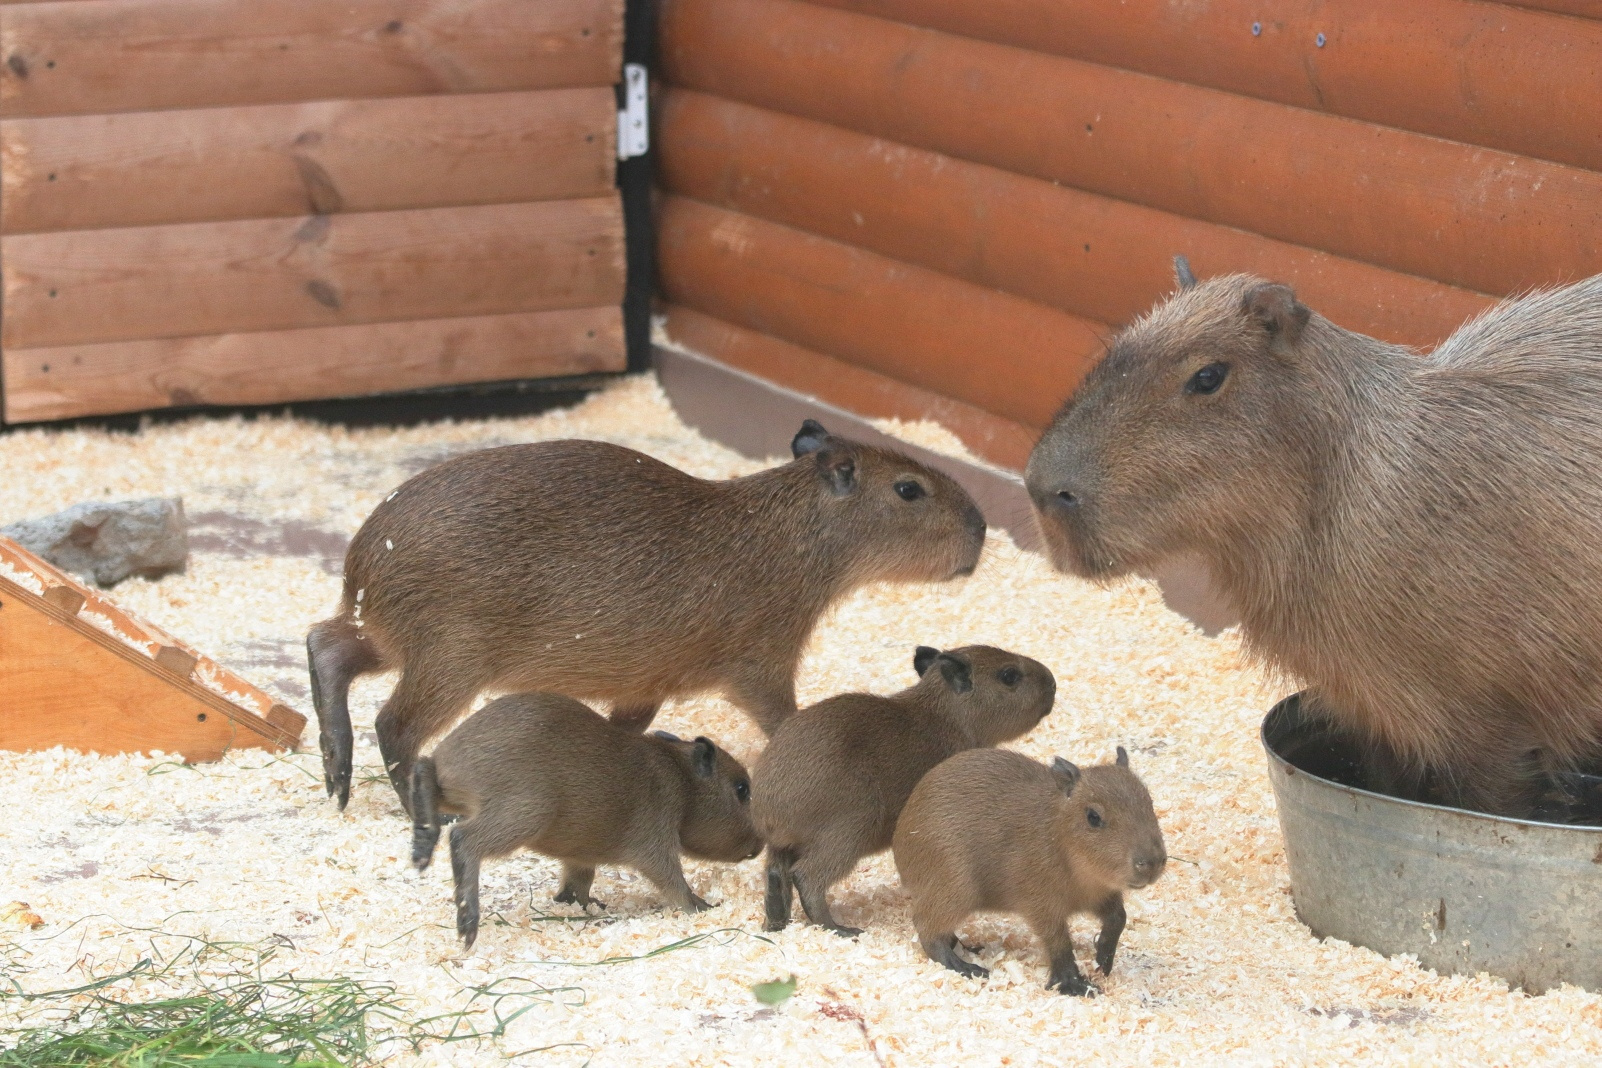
2 375 1599 1066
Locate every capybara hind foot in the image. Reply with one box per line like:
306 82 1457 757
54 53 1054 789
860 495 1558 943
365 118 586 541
925 934 988 980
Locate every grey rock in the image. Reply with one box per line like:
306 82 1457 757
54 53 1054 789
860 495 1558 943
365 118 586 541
2 497 188 587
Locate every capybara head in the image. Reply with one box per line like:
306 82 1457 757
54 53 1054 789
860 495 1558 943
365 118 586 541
911 644 1056 745
1025 269 1324 581
657 734 763 863
791 420 987 582
1050 748 1166 891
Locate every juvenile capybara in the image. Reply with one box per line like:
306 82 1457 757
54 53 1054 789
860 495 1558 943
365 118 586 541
409 692 762 948
752 644 1055 936
1026 267 1602 816
310 419 986 809
893 747 1165 995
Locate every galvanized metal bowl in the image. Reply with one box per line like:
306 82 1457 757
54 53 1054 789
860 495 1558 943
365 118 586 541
1262 693 1602 993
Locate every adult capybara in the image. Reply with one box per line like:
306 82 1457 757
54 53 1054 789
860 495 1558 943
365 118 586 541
409 693 762 948
753 644 1055 935
893 747 1165 995
1026 265 1602 816
310 419 986 810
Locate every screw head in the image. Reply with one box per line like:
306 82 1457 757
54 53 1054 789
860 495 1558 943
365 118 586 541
1316 32 1327 47
1252 21 1261 35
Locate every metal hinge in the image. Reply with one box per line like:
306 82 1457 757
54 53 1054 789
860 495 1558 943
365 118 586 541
617 62 648 160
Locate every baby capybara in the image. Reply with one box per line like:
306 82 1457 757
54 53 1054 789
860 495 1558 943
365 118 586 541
409 692 762 948
1027 267 1602 816
893 747 1166 995
752 645 1055 936
310 419 986 809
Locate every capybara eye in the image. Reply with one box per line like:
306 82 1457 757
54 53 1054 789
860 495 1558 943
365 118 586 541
735 780 751 803
1087 808 1104 828
997 666 1022 686
894 480 927 501
1185 362 1229 395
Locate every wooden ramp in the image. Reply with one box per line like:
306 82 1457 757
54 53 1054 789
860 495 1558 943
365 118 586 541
0 536 305 761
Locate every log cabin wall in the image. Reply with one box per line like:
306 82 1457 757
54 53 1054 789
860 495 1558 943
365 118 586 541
0 0 629 424
654 0 1602 470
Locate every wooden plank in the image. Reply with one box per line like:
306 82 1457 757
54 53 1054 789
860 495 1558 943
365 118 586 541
660 0 1602 298
658 196 1105 428
1498 2 1602 17
661 304 1039 468
0 0 624 118
806 0 1602 174
2 89 616 234
0 536 304 759
659 89 1496 350
0 197 625 349
3 307 624 422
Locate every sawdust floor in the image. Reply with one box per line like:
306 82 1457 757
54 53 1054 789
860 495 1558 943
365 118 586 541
3 375 1600 1066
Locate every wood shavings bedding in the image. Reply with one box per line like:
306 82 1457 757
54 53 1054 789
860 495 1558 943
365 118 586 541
2 375 1600 1066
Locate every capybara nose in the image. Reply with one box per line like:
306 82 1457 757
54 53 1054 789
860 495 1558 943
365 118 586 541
1050 488 1083 511
964 504 986 540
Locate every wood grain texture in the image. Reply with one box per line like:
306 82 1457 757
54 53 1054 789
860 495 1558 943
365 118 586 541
2 89 616 233
658 196 1105 427
659 90 1497 349
806 0 1602 174
661 304 1039 467
3 307 624 422
0 575 288 759
1497 1 1602 17
660 0 1602 298
0 0 624 118
1 198 625 348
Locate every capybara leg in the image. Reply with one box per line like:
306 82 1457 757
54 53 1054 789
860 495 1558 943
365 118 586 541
763 847 797 932
554 864 605 911
637 852 710 913
1093 894 1127 977
1039 920 1096 997
448 823 484 949
792 871 859 937
921 933 988 980
409 757 442 871
608 702 661 733
726 671 798 736
375 665 478 814
307 617 383 809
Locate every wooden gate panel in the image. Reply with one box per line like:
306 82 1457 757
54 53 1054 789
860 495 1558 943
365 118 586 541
0 0 622 118
3 307 624 422
2 88 616 233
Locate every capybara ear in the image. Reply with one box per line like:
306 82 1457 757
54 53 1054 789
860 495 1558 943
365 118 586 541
1051 757 1082 796
1173 254 1197 291
691 737 717 778
814 445 858 496
1116 745 1130 767
652 730 683 743
1242 282 1310 350
913 645 941 677
792 419 831 458
936 652 973 695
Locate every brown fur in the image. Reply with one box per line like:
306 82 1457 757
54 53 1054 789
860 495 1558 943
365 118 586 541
1026 270 1602 816
309 420 986 809
892 747 1165 995
752 645 1055 936
408 693 761 948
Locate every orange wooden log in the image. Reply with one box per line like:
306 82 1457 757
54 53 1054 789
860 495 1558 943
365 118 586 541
1 198 625 349
658 89 1495 349
661 304 1040 467
658 196 1105 428
2 88 616 234
659 0 1602 298
805 0 1602 174
0 0 623 118
2 306 623 422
